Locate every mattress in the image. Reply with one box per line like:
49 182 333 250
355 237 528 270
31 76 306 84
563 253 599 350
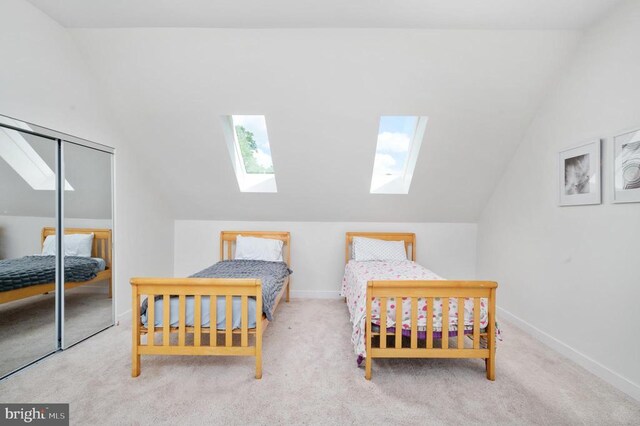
140 259 291 329
340 260 489 360
0 255 102 292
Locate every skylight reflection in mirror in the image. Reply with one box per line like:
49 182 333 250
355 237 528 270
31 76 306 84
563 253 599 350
0 125 73 191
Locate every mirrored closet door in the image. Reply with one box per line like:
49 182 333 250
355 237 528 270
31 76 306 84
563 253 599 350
0 115 115 379
62 141 113 347
0 123 58 378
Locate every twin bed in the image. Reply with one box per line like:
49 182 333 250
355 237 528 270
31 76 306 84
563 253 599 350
342 232 497 380
0 227 112 305
131 231 291 379
131 231 497 381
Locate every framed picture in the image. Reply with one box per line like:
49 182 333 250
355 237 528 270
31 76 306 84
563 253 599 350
559 139 601 206
613 127 640 203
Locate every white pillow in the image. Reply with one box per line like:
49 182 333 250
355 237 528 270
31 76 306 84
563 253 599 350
41 233 94 257
352 237 407 261
41 235 57 256
235 235 284 262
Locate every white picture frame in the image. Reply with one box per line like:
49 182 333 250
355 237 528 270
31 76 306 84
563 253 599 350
613 127 640 203
559 139 601 206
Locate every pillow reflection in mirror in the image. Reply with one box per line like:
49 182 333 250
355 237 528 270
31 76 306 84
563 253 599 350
41 233 94 257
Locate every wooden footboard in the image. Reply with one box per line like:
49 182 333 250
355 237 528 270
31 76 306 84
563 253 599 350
365 280 497 381
131 277 264 379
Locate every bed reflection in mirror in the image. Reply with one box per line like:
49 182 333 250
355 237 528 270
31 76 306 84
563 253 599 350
63 142 113 348
0 127 57 377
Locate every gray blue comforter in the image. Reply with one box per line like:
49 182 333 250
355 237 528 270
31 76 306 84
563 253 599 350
0 255 100 292
140 260 291 329
190 260 291 321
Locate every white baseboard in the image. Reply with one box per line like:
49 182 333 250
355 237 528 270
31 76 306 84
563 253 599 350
116 308 131 324
498 306 640 402
290 290 342 299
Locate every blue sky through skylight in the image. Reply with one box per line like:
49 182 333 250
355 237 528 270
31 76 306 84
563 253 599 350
373 116 419 176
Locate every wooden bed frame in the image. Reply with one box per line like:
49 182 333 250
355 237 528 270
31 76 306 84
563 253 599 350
130 231 291 379
0 227 113 305
345 232 497 381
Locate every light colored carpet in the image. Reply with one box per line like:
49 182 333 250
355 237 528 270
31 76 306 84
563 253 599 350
0 299 638 425
0 284 112 377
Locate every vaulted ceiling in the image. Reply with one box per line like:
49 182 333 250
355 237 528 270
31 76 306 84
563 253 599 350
27 0 618 29
23 1 619 222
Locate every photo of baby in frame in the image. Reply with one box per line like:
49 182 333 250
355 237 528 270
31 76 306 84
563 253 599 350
559 140 601 206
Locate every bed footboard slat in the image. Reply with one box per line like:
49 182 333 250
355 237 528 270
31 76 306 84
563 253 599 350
395 297 402 349
380 297 387 349
241 296 248 347
442 298 450 349
225 295 232 347
473 298 480 349
426 297 434 349
162 295 170 346
178 295 186 346
148 296 155 347
210 294 217 347
457 297 465 349
194 295 202 347
410 298 418 349
209 294 218 347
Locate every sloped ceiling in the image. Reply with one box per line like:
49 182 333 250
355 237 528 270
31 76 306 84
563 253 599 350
24 1 616 222
60 28 579 222
27 0 618 29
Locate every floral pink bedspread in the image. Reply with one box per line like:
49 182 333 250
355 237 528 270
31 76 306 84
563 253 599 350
341 260 489 359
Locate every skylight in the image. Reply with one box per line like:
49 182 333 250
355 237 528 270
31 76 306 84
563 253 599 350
370 115 428 194
221 115 277 193
0 126 73 191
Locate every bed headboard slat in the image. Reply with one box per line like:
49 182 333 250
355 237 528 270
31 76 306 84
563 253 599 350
345 232 416 263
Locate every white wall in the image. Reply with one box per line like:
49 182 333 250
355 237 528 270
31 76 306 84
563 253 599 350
175 220 477 297
0 0 175 317
477 0 640 400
